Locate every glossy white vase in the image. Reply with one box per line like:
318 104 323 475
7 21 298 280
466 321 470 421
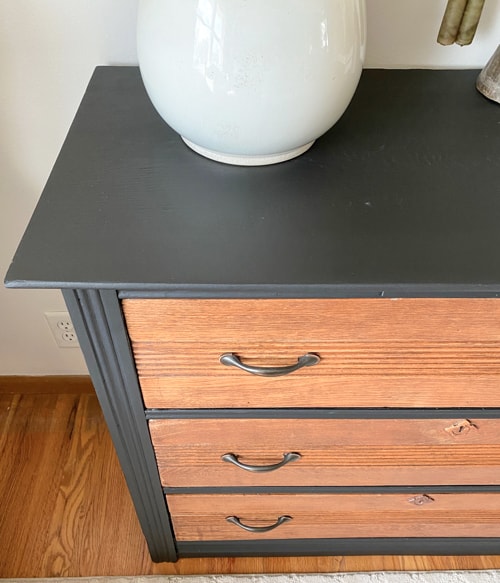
137 0 366 166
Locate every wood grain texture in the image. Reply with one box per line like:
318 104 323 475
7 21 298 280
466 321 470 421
149 417 500 487
123 298 500 343
139 375 500 409
3 391 500 575
0 392 151 577
0 375 94 394
168 493 500 541
122 298 500 408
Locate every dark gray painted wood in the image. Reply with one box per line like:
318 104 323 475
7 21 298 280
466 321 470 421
119 286 500 299
5 67 500 296
146 408 500 420
63 289 177 562
165 485 500 495
177 538 500 557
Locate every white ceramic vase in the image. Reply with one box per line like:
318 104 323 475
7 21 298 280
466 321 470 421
137 0 366 166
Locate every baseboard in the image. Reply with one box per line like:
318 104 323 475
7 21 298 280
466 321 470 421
0 375 95 394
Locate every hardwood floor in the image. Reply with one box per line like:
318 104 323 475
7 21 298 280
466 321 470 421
2 379 500 577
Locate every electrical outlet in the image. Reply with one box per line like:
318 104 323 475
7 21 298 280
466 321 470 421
45 311 80 348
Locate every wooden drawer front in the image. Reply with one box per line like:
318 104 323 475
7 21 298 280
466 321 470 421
122 298 500 409
168 492 500 541
150 417 500 487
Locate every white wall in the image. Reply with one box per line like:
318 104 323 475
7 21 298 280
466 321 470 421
1 0 499 375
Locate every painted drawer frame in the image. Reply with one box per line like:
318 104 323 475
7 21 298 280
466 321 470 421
65 288 500 563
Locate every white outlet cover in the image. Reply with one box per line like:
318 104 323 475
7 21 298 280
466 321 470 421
44 311 80 348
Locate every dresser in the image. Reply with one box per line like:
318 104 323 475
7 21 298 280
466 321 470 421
5 67 500 563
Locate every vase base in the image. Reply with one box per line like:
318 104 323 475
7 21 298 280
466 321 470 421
181 137 315 166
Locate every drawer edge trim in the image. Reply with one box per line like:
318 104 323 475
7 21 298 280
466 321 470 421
177 537 500 557
147 408 500 420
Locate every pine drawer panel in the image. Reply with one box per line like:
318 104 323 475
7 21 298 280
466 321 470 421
123 298 500 409
168 492 500 541
150 417 500 487
123 298 500 343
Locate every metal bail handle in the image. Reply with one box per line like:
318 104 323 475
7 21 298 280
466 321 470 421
219 352 320 377
226 515 292 533
221 452 301 473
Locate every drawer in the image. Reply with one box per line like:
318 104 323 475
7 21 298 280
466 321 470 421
122 298 500 408
150 417 500 487
168 492 500 541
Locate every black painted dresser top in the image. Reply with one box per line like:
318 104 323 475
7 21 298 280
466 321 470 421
5 67 500 297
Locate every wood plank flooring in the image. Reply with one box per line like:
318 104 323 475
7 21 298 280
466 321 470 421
2 381 500 576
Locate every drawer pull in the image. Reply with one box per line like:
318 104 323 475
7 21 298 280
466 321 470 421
219 352 320 376
221 452 301 472
226 515 292 533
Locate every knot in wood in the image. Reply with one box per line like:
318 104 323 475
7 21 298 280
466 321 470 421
444 419 478 437
408 494 435 506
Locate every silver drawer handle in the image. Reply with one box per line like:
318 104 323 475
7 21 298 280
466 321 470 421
219 352 320 377
226 515 292 533
221 452 301 473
